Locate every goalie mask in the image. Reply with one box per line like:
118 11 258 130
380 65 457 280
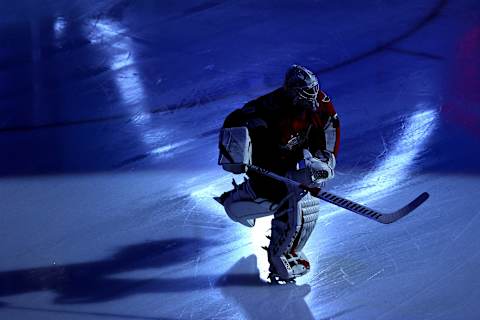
284 65 320 112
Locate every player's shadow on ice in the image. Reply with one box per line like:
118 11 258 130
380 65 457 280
216 255 361 320
0 237 273 304
0 237 220 304
0 238 356 319
217 255 314 320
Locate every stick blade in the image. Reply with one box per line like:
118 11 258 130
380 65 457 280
377 192 430 224
317 191 385 222
317 191 430 224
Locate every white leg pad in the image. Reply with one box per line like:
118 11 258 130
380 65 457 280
268 186 320 280
217 179 278 227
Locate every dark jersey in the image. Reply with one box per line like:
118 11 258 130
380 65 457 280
223 88 340 201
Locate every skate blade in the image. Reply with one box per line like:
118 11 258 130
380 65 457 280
268 273 296 285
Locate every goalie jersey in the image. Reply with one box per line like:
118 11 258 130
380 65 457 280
222 88 340 202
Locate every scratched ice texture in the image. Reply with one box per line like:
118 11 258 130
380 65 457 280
0 0 480 319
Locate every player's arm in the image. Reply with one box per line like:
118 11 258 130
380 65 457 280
306 91 340 181
319 91 340 158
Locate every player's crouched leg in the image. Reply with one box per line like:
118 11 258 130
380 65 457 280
267 192 320 283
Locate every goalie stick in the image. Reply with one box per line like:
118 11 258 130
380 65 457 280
247 164 429 224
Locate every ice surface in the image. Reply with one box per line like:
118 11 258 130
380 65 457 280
1 0 480 319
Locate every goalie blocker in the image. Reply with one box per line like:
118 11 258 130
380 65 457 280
218 127 252 174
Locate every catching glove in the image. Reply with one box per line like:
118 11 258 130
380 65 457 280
303 149 336 182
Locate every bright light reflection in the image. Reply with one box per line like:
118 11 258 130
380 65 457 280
88 19 126 45
142 127 169 145
87 19 145 106
352 108 438 199
86 18 163 156
320 107 438 221
130 112 152 125
53 17 66 39
151 138 195 156
251 216 273 280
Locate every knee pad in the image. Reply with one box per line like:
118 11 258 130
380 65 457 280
295 192 321 251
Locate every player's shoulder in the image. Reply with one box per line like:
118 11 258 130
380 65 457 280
244 88 284 112
318 90 331 103
257 87 285 103
316 90 336 115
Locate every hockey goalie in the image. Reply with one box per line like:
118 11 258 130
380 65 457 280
216 65 340 283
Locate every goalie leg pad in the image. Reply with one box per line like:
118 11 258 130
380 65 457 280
268 186 320 280
268 188 303 257
218 179 277 227
295 192 321 251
